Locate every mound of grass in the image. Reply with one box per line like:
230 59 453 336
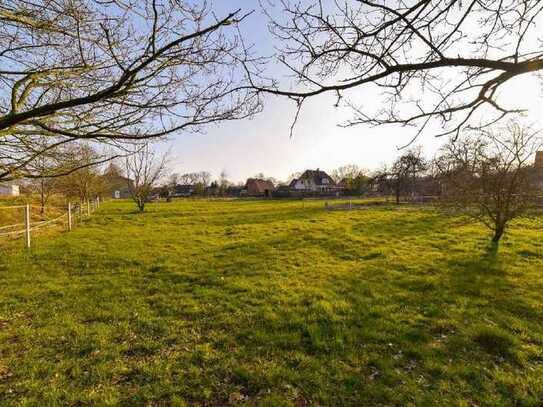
471 325 518 359
0 199 542 405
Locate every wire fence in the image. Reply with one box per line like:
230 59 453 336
0 197 101 248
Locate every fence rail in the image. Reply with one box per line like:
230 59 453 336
0 197 101 248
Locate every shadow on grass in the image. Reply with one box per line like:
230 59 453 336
446 243 504 290
444 243 541 323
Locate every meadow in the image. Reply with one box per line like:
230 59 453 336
1 199 542 406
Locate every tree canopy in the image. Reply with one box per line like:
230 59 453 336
255 1 543 141
0 1 260 181
435 122 541 243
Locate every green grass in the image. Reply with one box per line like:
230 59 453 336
1 199 542 405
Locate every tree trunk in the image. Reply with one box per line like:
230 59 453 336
395 181 401 205
492 224 505 243
137 198 145 212
40 179 45 215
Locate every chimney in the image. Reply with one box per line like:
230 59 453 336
535 151 543 171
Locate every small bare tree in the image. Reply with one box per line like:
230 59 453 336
125 145 168 212
218 170 231 196
26 138 63 213
56 143 106 203
391 148 427 204
332 164 368 193
435 122 541 243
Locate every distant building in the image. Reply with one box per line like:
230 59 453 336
289 169 339 193
173 184 194 197
102 165 133 199
206 182 220 196
246 178 275 197
225 185 244 197
0 182 20 197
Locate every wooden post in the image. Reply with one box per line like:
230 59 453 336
87 200 91 217
68 202 72 231
24 204 31 249
97 196 100 208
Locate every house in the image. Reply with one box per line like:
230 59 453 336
289 169 338 193
206 182 220 196
225 185 244 197
102 166 133 199
104 174 133 199
173 184 194 197
246 178 275 197
0 182 20 197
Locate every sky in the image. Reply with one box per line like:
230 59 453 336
163 2 543 184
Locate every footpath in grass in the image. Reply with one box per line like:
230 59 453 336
1 199 542 405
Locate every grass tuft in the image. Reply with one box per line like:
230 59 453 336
471 325 518 359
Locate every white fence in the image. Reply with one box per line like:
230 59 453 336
0 197 101 249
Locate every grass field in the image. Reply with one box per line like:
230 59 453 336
1 199 542 405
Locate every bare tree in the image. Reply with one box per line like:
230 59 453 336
56 143 106 202
169 173 180 189
125 145 168 212
435 122 541 243
199 172 212 191
0 1 261 181
332 165 362 182
255 1 543 141
218 170 231 196
368 164 393 196
25 137 63 213
390 147 427 204
332 164 368 192
181 171 210 195
164 172 181 200
178 173 194 186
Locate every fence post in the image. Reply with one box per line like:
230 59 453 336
97 196 100 208
24 204 31 249
87 200 91 217
68 202 72 231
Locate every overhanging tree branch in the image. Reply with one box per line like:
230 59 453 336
253 1 543 141
0 1 261 180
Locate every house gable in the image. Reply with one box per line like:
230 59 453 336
293 169 336 191
246 178 275 196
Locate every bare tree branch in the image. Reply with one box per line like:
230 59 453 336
0 1 262 180
253 1 543 141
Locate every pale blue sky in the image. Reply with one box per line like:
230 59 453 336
163 2 543 184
